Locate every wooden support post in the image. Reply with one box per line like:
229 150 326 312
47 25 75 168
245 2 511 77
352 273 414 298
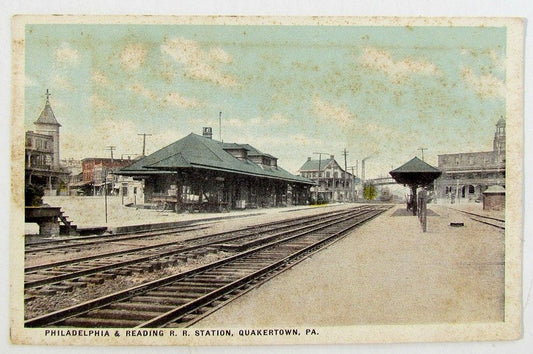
411 185 418 216
175 171 182 213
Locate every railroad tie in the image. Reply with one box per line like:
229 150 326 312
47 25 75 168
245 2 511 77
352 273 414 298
61 280 88 289
47 284 74 292
79 276 105 284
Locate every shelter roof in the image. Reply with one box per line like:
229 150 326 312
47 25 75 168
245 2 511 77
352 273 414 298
390 157 441 173
119 133 313 184
389 157 442 187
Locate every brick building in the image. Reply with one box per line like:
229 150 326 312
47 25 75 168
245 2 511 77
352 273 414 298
76 158 134 196
434 117 506 202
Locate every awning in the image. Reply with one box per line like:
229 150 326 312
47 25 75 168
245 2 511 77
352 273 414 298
69 181 92 187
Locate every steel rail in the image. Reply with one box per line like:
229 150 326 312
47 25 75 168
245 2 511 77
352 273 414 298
25 207 389 328
24 209 366 289
447 207 505 229
24 208 368 290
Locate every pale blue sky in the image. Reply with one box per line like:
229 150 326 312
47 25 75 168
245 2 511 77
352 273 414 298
24 23 506 178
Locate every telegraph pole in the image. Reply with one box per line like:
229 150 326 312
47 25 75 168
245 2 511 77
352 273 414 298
219 112 222 142
104 146 116 204
138 134 152 157
313 152 329 202
418 147 427 161
342 148 348 202
105 146 116 162
348 165 357 202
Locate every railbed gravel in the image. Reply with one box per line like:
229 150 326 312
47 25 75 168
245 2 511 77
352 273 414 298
25 251 231 320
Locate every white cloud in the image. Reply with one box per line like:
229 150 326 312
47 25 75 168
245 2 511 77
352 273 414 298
214 113 290 130
55 42 80 65
62 118 138 159
62 117 184 159
52 74 74 90
90 94 114 110
461 48 506 74
359 47 440 80
461 67 505 98
488 49 506 73
92 71 111 87
163 92 201 108
161 37 237 87
312 96 356 126
224 118 247 128
120 43 147 70
130 82 157 100
269 113 290 125
209 47 233 64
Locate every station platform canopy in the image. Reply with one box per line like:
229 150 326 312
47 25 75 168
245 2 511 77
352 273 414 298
389 157 442 187
118 132 313 185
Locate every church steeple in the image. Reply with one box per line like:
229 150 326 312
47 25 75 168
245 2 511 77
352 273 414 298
34 89 61 127
34 89 61 168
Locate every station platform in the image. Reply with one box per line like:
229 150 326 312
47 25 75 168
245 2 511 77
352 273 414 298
195 203 505 327
26 195 345 237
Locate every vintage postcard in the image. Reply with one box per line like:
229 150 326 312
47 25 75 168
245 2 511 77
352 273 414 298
10 15 524 346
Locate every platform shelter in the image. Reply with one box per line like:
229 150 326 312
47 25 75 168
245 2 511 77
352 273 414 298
390 157 442 215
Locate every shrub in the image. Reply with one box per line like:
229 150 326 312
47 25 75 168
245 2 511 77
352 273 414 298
25 184 44 206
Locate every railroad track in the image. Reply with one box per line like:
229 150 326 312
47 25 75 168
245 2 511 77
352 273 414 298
25 205 390 328
24 206 375 297
24 223 211 256
451 208 505 229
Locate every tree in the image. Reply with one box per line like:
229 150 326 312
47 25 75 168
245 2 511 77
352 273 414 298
363 183 377 201
25 184 44 206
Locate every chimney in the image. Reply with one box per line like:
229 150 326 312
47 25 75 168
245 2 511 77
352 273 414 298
330 155 334 160
307 157 311 161
202 127 213 139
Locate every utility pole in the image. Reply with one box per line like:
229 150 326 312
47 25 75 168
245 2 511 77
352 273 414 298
348 165 357 202
219 112 222 142
342 148 348 202
138 134 152 157
313 152 330 202
418 147 427 161
105 146 116 162
104 146 116 199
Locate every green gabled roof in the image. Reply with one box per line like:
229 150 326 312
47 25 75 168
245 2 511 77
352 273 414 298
390 157 441 173
144 153 192 169
299 158 334 172
389 157 442 187
119 133 313 185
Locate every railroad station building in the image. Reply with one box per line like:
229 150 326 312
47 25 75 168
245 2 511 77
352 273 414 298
434 117 506 203
117 128 314 211
25 90 70 195
298 156 356 203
